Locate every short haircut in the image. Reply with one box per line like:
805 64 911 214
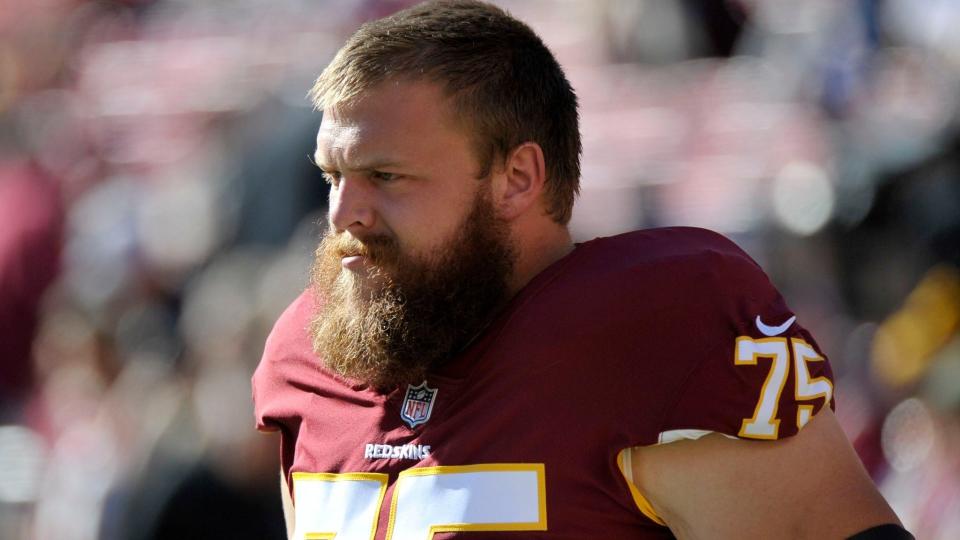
309 0 581 224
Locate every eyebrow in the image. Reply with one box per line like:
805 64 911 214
312 150 401 172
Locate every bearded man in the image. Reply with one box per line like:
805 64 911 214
252 2 909 539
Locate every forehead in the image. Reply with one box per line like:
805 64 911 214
314 80 470 168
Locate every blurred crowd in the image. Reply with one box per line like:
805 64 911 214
0 0 958 538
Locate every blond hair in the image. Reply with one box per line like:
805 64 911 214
309 0 581 224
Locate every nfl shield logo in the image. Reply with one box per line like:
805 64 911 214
400 381 438 428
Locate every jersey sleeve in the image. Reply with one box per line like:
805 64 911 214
658 238 835 443
251 290 319 492
251 326 286 434
251 290 315 434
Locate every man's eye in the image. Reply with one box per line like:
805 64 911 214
321 171 341 185
370 171 398 182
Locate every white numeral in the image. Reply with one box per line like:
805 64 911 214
293 464 546 540
792 339 833 427
294 472 388 540
387 464 546 539
735 337 791 439
735 336 833 439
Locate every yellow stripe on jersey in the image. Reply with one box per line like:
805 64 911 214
616 448 667 526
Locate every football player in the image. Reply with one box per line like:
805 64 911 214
252 1 909 538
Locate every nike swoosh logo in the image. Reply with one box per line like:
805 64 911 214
755 315 796 337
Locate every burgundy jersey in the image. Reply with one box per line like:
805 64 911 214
252 227 834 539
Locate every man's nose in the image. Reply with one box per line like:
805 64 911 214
328 175 376 233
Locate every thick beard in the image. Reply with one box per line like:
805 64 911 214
308 188 515 392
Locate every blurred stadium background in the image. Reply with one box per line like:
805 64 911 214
1 0 958 538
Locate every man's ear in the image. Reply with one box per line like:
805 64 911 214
494 142 547 220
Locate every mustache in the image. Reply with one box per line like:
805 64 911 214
324 231 399 263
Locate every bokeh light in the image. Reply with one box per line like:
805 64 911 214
0 426 45 504
771 161 834 236
881 398 936 473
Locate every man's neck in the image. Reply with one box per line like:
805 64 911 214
507 224 575 296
